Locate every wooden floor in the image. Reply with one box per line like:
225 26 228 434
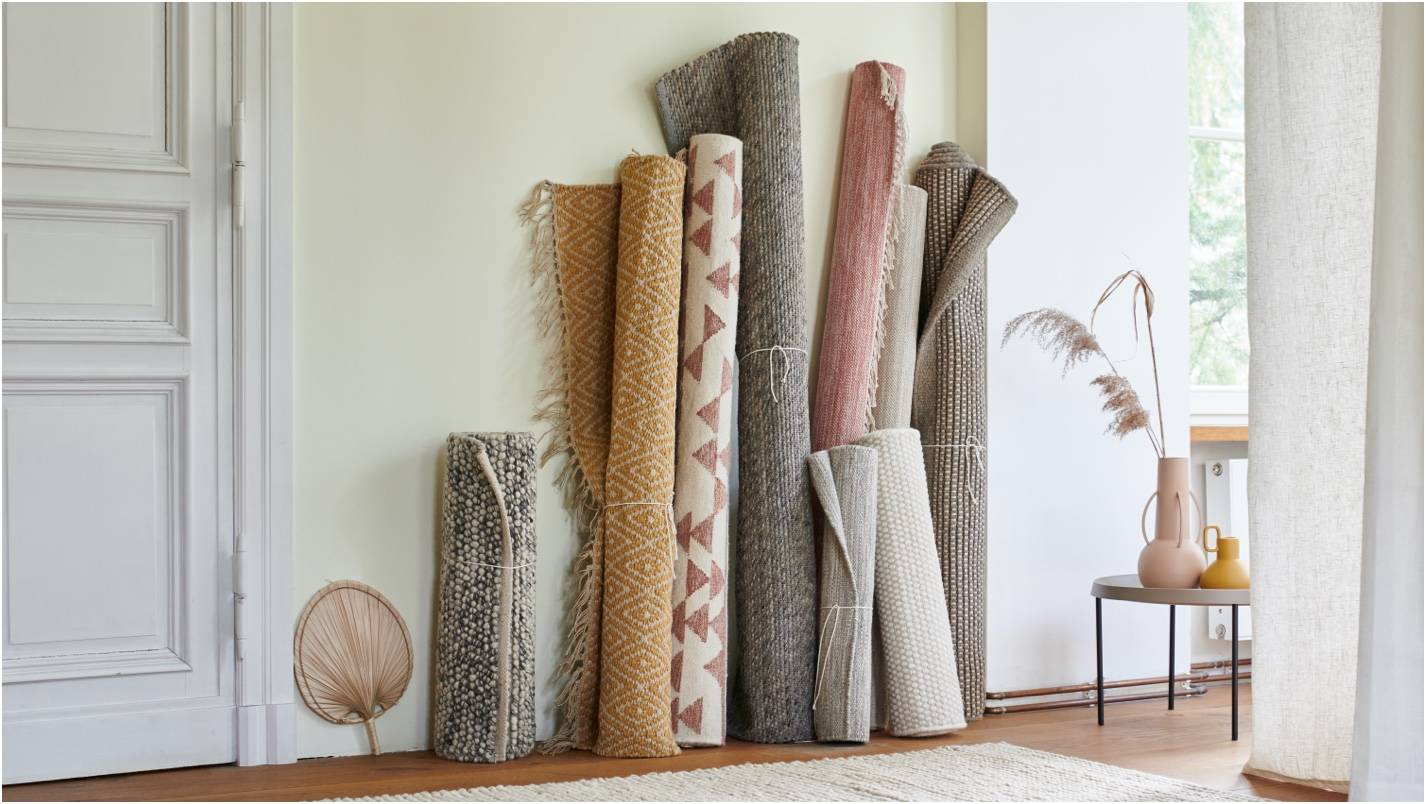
6 686 1340 802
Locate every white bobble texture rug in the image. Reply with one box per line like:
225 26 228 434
338 742 1261 801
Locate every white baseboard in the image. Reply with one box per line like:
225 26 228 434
238 702 298 766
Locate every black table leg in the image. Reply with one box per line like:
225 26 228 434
1096 597 1104 725
1168 604 1176 710
1232 604 1239 741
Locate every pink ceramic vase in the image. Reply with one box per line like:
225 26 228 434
1136 457 1206 588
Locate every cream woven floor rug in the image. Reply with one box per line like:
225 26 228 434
342 743 1260 801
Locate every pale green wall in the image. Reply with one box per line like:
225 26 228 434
294 2 977 758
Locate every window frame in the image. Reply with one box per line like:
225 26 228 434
1188 117 1248 427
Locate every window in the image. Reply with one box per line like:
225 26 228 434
1189 2 1247 425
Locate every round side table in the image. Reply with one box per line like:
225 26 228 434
1091 574 1251 740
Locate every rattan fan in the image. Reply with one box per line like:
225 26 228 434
294 580 413 755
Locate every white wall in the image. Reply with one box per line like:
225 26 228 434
294 2 966 759
985 3 1191 692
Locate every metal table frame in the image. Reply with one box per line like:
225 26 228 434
1091 574 1251 740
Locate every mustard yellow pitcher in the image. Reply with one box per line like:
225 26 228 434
1200 525 1250 589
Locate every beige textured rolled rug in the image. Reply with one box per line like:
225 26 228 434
527 154 687 758
671 134 742 747
807 445 878 743
911 142 1017 722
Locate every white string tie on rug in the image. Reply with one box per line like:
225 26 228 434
923 436 987 503
812 603 873 710
739 345 809 403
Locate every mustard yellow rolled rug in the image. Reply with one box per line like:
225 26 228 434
526 154 686 758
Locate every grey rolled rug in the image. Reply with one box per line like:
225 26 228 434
911 143 1017 722
434 432 537 763
656 32 817 744
807 445 878 743
871 186 928 431
857 428 966 736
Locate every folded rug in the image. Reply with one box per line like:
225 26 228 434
857 427 965 737
656 32 817 744
671 134 742 748
434 432 538 763
807 445 878 743
871 186 927 430
527 154 687 758
911 143 1017 722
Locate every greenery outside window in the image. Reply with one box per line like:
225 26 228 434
1189 2 1248 426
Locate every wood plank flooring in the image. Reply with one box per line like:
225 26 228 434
5 685 1341 802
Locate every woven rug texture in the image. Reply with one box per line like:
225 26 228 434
871 186 927 430
857 427 965 737
433 432 537 763
911 142 1017 722
530 154 687 758
670 134 742 747
807 445 878 742
341 742 1261 801
656 32 817 744
812 61 907 453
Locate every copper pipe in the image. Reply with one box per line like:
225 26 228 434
985 674 1197 700
986 663 1252 701
984 685 1207 715
1197 671 1251 684
1191 657 1251 671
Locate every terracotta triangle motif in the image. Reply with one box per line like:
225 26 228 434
691 220 713 256
696 397 721 432
670 135 741 748
671 651 683 693
692 181 715 215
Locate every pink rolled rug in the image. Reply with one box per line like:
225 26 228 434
812 61 907 454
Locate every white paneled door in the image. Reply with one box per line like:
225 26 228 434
2 3 238 783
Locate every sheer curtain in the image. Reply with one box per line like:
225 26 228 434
1245 3 1423 797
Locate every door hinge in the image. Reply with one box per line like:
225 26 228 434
232 101 246 230
234 546 252 661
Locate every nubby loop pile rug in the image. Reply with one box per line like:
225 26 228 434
433 432 537 763
657 32 817 745
528 154 687 758
344 743 1261 801
670 133 742 747
911 142 1018 722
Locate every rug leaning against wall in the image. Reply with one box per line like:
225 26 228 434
670 133 743 748
433 432 537 763
911 142 1018 722
656 32 818 745
339 742 1262 802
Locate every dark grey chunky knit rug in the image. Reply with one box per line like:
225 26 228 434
655 32 817 744
911 143 1017 723
434 432 537 763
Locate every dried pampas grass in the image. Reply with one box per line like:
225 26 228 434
1002 270 1167 457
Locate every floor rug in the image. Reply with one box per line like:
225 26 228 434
342 742 1261 801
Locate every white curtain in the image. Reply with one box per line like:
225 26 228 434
1245 3 1423 797
1351 4 1424 801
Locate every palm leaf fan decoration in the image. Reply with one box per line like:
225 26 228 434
294 580 413 755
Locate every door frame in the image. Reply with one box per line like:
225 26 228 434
233 2 295 767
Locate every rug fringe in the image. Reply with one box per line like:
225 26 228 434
865 70 909 431
525 181 602 753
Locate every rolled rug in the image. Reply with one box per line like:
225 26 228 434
656 32 816 744
671 134 742 748
911 142 1017 722
807 445 878 743
526 179 619 752
857 427 966 737
434 432 538 763
812 61 907 453
871 186 928 430
525 153 686 758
